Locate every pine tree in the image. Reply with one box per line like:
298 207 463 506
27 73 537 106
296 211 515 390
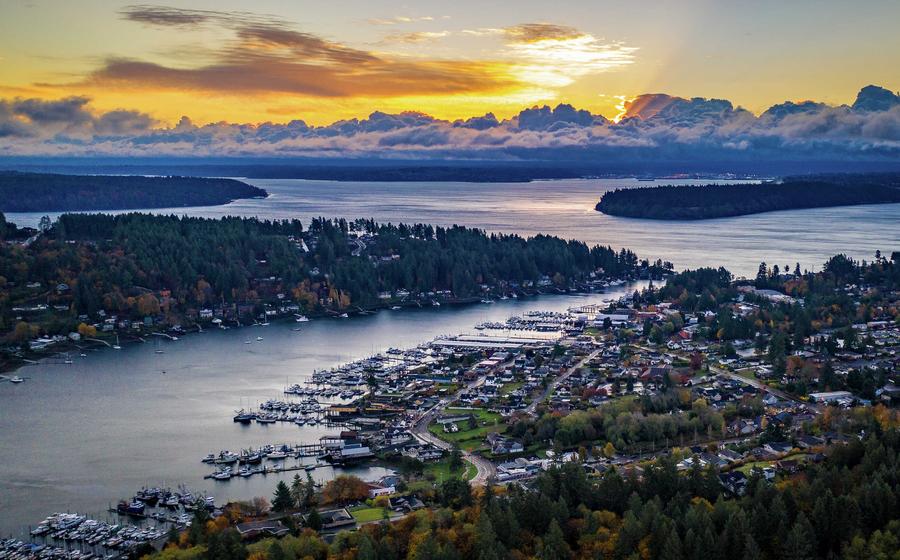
538 519 571 560
272 480 293 512
782 513 816 560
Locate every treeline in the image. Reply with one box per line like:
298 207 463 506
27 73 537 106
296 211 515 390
148 423 900 560
0 214 649 337
0 171 267 212
595 173 900 220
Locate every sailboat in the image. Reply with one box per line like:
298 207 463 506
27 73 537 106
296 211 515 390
112 335 121 350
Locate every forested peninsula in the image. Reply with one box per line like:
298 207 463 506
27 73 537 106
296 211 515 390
0 212 664 350
595 173 900 220
0 171 267 212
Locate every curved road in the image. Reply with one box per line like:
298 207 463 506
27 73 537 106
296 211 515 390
410 377 496 486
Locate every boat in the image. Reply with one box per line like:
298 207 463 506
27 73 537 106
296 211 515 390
431 300 440 307
238 466 252 477
244 338 252 345
266 450 288 460
339 313 349 318
212 469 232 481
164 495 180 508
256 336 264 341
233 409 255 423
112 336 121 350
214 451 240 464
9 376 24 384
295 315 310 322
305 464 317 471
391 306 401 310
116 501 145 516
239 451 263 464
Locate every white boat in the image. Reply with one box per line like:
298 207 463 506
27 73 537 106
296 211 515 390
267 450 288 460
431 301 440 307
295 315 310 322
10 376 24 384
391 306 401 310
339 313 349 318
112 336 121 350
256 336 263 341
244 339 252 344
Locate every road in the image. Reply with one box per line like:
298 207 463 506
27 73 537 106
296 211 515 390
526 347 602 414
410 375 496 486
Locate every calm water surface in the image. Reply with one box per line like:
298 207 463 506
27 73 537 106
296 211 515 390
8 178 899 277
3 178 898 535
0 287 640 536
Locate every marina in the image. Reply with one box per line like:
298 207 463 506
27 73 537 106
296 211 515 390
0 286 641 538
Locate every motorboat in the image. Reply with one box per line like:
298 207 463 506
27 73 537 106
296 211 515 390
9 376 24 384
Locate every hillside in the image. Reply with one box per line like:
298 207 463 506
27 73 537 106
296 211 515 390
595 173 900 220
0 171 267 212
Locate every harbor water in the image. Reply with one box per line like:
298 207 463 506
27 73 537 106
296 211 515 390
0 286 640 536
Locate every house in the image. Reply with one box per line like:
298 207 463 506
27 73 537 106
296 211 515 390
235 520 290 540
316 508 356 531
487 433 524 455
367 484 396 498
763 441 794 455
797 435 825 449
719 471 748 495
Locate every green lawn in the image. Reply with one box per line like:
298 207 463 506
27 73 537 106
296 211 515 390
428 408 506 450
349 506 389 523
499 382 524 395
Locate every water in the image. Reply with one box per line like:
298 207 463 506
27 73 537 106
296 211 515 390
0 286 640 536
2 177 898 535
7 178 899 277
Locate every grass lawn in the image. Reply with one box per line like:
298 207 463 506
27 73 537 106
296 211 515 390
428 407 506 449
349 506 389 523
500 382 524 395
423 457 474 481
735 368 758 380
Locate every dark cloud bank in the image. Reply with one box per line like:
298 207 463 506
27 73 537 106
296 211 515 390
1 86 899 173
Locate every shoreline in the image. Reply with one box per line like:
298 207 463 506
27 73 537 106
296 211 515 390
0 278 645 377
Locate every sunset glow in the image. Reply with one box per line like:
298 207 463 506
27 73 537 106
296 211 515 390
1 0 897 128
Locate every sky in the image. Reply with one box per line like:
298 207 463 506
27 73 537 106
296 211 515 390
2 0 899 126
0 1 898 161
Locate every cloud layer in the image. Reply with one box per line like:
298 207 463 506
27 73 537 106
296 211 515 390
0 86 898 161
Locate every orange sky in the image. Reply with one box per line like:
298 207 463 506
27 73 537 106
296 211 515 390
1 0 898 126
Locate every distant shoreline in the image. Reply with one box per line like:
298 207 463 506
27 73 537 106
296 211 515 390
595 173 900 220
0 171 267 213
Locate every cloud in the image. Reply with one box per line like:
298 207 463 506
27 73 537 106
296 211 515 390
383 31 451 44
367 16 438 26
1 87 898 162
48 6 520 100
0 96 156 138
504 23 583 43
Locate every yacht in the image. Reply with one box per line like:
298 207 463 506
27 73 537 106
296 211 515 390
295 315 310 322
9 376 24 384
256 336 264 341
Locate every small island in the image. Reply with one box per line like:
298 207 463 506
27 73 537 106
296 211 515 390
0 171 267 212
595 173 900 220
